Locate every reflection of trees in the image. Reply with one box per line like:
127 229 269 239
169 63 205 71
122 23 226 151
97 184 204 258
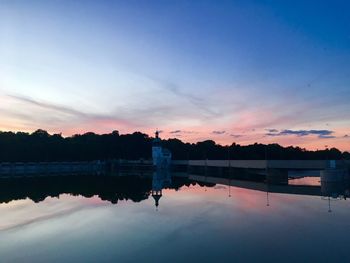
171 179 215 190
0 175 215 205
0 175 152 204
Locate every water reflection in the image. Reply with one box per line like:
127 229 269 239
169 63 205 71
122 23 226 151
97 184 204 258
0 171 349 206
0 172 215 205
0 172 350 263
191 173 350 212
151 170 171 208
321 180 350 200
0 175 153 204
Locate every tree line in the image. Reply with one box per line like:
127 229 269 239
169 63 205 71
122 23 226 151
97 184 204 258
0 129 349 162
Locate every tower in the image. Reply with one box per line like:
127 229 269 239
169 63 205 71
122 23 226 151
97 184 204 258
152 130 172 169
152 130 162 166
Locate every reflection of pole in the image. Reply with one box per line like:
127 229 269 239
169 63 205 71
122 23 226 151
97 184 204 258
266 191 270 207
328 196 332 213
228 178 231 197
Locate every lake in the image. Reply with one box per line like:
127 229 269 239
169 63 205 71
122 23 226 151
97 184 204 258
0 172 349 263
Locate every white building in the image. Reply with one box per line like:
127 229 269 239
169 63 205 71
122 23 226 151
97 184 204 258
152 131 172 169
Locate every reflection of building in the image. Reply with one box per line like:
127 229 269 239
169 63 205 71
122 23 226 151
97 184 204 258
151 170 172 208
321 180 350 200
321 168 349 200
152 131 172 169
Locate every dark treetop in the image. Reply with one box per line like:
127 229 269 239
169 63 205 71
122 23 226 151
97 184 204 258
0 129 349 162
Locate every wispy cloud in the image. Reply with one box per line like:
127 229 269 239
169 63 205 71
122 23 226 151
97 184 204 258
230 134 243 138
265 129 335 139
151 77 221 118
170 130 182 134
266 129 278 133
212 130 226 135
169 130 198 134
3 94 135 132
8 94 88 118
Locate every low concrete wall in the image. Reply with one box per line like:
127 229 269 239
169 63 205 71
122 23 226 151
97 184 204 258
0 161 105 177
186 160 349 170
188 160 267 169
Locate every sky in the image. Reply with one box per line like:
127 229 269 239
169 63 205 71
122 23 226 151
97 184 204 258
0 0 349 151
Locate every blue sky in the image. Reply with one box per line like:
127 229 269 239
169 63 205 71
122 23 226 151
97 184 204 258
0 0 349 150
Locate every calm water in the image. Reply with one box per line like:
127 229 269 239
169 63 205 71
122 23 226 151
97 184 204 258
0 173 349 263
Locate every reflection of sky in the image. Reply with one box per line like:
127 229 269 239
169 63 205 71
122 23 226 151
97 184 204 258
288 176 320 186
0 1 349 150
0 185 350 262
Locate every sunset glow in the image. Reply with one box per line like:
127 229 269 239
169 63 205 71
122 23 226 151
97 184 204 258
1 1 349 151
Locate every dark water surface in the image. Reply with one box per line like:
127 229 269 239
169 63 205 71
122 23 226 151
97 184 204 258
0 173 349 263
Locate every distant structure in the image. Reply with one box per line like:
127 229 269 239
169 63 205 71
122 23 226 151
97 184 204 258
152 130 172 169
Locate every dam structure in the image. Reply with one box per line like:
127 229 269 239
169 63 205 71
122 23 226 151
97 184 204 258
0 132 349 185
1 159 349 184
179 159 350 184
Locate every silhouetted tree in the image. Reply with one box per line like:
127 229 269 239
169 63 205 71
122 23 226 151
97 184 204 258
0 129 348 162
